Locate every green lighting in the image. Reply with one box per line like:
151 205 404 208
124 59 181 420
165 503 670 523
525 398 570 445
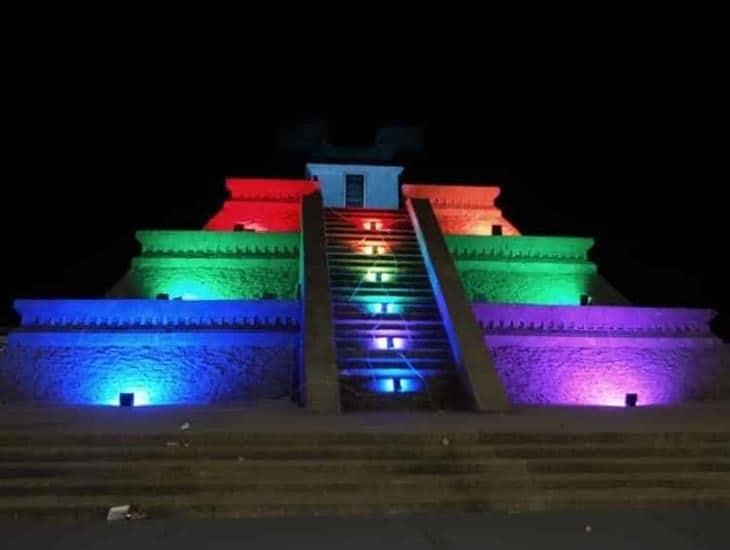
110 231 301 299
366 302 403 314
136 230 299 257
445 235 624 305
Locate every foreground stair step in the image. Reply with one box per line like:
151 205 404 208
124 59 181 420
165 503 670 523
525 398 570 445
3 490 730 520
5 456 729 477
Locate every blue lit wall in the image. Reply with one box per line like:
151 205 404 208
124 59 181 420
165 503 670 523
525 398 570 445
305 163 403 209
0 299 300 406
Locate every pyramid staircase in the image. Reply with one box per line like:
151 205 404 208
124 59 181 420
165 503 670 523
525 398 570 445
324 208 465 410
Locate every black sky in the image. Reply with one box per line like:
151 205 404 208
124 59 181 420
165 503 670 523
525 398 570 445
2 62 727 339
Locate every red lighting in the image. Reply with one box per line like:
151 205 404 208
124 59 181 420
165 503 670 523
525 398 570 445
206 179 318 232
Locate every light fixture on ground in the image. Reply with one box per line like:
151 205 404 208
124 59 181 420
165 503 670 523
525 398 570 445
119 393 135 407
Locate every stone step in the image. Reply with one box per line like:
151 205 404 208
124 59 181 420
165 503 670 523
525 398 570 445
327 254 423 265
328 267 427 275
2 430 727 447
326 231 414 240
4 442 727 461
324 222 413 232
3 489 730 520
328 277 431 288
4 457 729 477
331 287 435 297
327 258 426 268
336 360 456 373
325 209 408 219
334 335 450 347
325 230 416 240
338 367 449 378
6 472 730 496
335 346 453 359
334 320 446 330
325 235 418 247
333 305 441 317
327 245 421 257
329 281 432 291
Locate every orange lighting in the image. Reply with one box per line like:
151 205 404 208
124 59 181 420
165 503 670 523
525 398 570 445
361 244 387 255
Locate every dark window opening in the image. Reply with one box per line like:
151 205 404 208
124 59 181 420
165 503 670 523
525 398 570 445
345 174 365 207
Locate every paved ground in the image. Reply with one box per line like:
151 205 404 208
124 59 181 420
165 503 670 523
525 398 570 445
1 401 729 435
2 511 729 549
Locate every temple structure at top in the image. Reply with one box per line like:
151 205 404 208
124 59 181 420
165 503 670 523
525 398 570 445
1 130 728 411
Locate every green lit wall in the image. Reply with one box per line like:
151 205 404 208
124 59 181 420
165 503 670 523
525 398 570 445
445 235 627 305
109 231 300 299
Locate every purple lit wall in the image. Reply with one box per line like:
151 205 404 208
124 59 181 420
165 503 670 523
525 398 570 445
472 303 730 406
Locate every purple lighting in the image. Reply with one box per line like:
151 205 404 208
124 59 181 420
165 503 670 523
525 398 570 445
473 303 725 407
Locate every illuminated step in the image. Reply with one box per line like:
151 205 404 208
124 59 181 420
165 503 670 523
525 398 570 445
328 276 430 286
333 319 446 328
324 228 416 239
334 328 450 338
330 290 436 301
325 210 409 219
326 245 422 254
327 256 425 264
324 227 417 235
332 301 439 309
338 368 448 378
335 348 454 361
334 337 451 351
329 271 431 282
325 241 420 251
333 308 441 319
326 253 425 261
328 280 430 289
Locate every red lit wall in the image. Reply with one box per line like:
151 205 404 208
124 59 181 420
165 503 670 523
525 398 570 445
402 184 520 235
206 179 318 232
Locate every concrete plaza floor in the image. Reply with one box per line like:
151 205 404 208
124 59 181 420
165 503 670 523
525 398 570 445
1 400 729 435
2 511 729 550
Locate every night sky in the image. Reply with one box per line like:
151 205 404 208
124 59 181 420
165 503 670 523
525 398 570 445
2 92 727 340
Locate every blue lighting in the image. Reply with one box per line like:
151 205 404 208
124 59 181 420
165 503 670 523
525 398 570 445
6 299 301 406
372 377 422 393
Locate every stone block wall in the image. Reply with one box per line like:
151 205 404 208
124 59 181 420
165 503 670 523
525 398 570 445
473 303 730 406
108 231 300 299
402 184 520 236
448 236 627 305
0 300 300 405
205 178 318 231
